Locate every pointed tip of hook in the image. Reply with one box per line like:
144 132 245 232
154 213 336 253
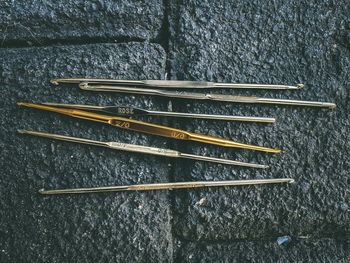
17 129 38 136
79 82 89 89
17 102 36 108
17 129 26 134
17 102 37 107
288 179 295 184
244 163 269 169
269 148 281 153
329 103 337 109
38 188 46 194
250 164 269 169
50 79 59 85
297 84 304 89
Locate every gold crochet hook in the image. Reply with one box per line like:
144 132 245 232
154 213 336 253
16 102 281 153
18 130 268 169
39 178 295 195
51 78 303 90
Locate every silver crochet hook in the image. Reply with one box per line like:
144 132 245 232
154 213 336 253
42 102 276 123
18 130 268 169
79 83 336 109
39 178 295 195
50 78 303 90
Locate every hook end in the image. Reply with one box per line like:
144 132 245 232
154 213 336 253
17 129 27 134
329 103 337 109
50 79 59 85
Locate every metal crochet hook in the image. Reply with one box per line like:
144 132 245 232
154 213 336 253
79 83 336 109
42 102 275 123
39 178 295 195
50 78 303 90
17 102 280 153
18 130 268 169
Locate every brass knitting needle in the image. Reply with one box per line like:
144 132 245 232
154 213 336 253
39 178 295 195
42 102 276 123
16 103 280 153
18 130 268 169
50 78 303 90
80 83 336 109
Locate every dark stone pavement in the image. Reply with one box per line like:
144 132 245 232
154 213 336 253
0 43 172 262
0 0 163 44
1 1 349 262
169 0 350 242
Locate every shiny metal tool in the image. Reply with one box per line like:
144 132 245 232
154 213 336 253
17 102 280 153
42 102 275 123
79 83 336 109
51 78 303 90
39 178 295 195
18 130 268 169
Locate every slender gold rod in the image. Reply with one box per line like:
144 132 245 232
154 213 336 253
17 103 280 153
39 178 295 195
80 84 336 109
18 130 268 169
50 78 303 90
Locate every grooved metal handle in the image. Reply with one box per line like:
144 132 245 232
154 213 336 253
107 142 180 157
143 80 212 88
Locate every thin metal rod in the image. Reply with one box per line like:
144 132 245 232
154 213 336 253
179 153 267 168
18 129 108 147
17 103 281 153
39 178 295 195
42 102 276 123
50 78 303 90
146 110 276 122
18 130 268 169
80 84 336 109
50 78 143 86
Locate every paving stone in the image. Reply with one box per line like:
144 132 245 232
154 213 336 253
175 238 350 262
169 0 350 241
0 0 163 44
0 43 173 262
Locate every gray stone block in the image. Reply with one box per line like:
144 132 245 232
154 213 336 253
0 43 173 262
0 0 163 44
169 0 350 240
176 239 350 262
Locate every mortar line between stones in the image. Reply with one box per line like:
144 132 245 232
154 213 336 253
151 1 172 79
154 0 181 261
157 0 208 260
0 36 147 49
174 235 350 247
